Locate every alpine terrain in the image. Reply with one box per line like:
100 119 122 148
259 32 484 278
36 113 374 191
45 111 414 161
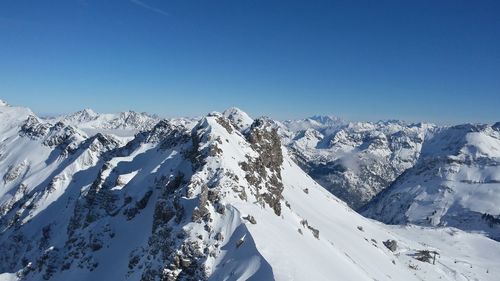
281 117 433 209
363 123 500 241
0 100 499 281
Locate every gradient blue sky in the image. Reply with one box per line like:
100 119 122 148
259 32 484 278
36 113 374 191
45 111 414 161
1 0 499 124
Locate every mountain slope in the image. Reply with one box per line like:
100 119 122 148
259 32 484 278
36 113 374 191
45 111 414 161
363 124 500 240
0 102 499 280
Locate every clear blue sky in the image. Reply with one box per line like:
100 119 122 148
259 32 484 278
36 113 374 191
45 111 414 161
1 0 499 124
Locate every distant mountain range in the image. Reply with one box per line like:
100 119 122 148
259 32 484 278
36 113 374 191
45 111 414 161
281 117 433 209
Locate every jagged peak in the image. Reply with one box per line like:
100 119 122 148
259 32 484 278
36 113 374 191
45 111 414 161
493 122 500 131
20 114 51 139
64 108 99 122
118 110 157 118
85 132 121 151
145 119 190 143
249 116 279 132
23 114 43 124
308 115 342 125
81 108 97 115
194 112 238 135
222 107 253 131
74 108 98 117
18 114 90 150
186 112 285 217
114 119 191 158
223 107 251 119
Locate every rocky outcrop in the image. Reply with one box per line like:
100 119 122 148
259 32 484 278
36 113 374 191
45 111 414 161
20 115 51 139
241 118 284 216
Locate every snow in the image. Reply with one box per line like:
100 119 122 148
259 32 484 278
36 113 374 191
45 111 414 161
1 103 499 281
175 113 500 281
363 123 500 240
43 109 161 137
0 273 17 281
464 131 500 158
282 117 432 209
222 107 253 131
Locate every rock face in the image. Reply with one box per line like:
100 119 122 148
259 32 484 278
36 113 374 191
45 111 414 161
241 118 284 216
1 102 499 281
362 124 500 241
281 117 432 209
383 240 398 252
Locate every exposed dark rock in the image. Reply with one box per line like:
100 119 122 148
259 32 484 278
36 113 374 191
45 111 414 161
243 215 257 224
413 250 439 264
191 186 210 223
308 226 320 239
216 116 234 134
123 190 153 220
214 232 224 241
481 213 500 227
3 161 29 184
383 239 398 252
300 219 320 239
19 115 50 139
240 118 284 216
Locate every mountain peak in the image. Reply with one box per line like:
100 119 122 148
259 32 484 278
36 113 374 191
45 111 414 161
54 108 161 135
0 99 9 107
493 122 500 131
308 115 342 125
222 106 245 115
222 107 253 131
64 108 99 122
82 108 97 114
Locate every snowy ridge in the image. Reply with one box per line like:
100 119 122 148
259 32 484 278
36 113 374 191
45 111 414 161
45 109 162 137
0 101 499 280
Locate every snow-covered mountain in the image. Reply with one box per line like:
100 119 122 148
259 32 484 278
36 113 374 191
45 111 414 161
46 109 162 137
282 115 344 133
281 117 433 209
222 107 253 131
1 101 498 281
44 108 199 140
362 123 500 241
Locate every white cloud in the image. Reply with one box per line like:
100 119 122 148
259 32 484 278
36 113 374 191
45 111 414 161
130 0 169 17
